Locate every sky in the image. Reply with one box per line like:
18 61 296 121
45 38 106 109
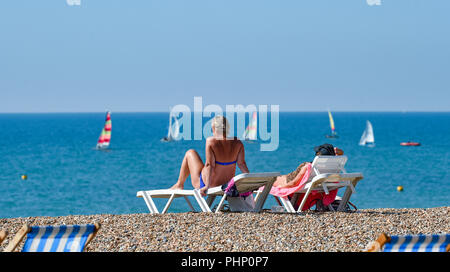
0 0 449 112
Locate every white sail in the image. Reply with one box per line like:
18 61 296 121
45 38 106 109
166 113 173 140
162 111 180 142
171 118 180 140
359 120 375 146
366 121 375 143
243 112 257 140
359 129 367 146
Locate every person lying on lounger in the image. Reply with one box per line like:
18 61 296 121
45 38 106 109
169 115 249 196
273 143 344 188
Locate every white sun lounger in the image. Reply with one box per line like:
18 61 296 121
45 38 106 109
137 172 280 214
270 156 363 213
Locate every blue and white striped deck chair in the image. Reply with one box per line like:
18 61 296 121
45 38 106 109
4 223 100 252
366 233 450 252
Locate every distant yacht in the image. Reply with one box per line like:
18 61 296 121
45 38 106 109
96 111 111 149
161 112 180 142
325 110 339 138
359 120 375 147
400 141 421 146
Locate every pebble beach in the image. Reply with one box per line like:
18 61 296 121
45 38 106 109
1 207 448 252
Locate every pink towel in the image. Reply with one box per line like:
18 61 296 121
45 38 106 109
224 177 235 191
267 162 338 211
269 163 313 197
224 177 252 197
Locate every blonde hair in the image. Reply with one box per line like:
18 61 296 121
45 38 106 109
212 115 229 136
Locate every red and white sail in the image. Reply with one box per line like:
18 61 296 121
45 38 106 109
96 111 111 149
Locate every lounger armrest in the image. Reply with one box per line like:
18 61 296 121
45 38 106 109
233 172 280 194
203 186 224 195
0 230 7 244
340 173 364 179
4 224 31 252
137 189 196 198
311 172 363 183
84 223 101 251
233 172 280 181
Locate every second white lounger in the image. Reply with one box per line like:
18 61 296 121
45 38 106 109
269 156 363 213
137 172 280 214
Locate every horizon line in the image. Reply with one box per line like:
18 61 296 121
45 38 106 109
0 110 449 114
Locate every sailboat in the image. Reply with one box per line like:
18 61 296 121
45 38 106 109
161 112 180 142
325 110 339 138
96 111 112 149
359 120 375 147
243 112 257 141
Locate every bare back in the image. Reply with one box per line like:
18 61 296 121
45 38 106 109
202 137 248 187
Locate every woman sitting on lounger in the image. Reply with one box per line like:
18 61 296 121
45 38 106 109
273 143 344 188
169 115 249 196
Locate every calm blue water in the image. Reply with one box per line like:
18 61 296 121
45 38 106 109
1 112 449 218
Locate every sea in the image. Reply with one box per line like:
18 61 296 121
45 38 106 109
1 112 449 218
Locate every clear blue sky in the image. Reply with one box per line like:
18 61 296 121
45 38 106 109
1 0 449 112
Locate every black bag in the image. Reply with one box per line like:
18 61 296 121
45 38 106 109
314 198 358 212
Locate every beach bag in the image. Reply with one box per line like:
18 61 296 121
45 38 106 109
221 178 255 212
314 197 358 212
227 194 255 212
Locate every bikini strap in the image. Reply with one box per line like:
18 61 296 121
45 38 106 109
215 160 237 166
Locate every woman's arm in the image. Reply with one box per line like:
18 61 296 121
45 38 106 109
236 141 249 173
335 147 344 156
274 163 308 188
200 138 216 196
283 163 308 188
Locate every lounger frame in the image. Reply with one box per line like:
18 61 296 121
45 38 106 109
137 172 279 214
0 230 7 245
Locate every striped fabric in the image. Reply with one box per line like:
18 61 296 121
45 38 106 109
22 224 96 252
97 111 111 148
383 234 450 252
